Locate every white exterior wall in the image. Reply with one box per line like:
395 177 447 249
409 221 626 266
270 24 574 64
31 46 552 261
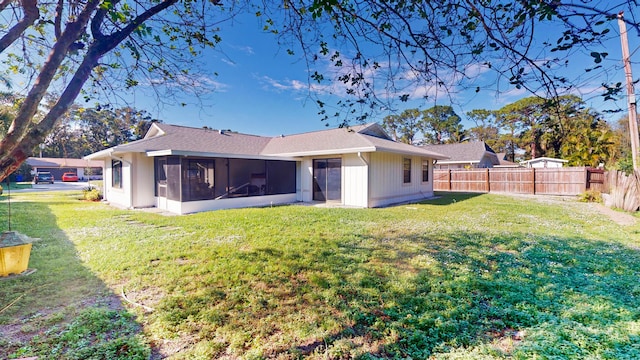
131 153 155 208
104 154 134 209
528 159 565 168
173 194 297 214
369 152 434 207
295 161 303 202
342 153 368 207
299 158 314 202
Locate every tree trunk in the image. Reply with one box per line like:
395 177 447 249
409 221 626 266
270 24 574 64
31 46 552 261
531 141 536 159
0 146 29 181
0 0 179 182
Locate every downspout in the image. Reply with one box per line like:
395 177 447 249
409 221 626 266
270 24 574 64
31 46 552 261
357 151 369 166
110 154 133 209
357 152 370 207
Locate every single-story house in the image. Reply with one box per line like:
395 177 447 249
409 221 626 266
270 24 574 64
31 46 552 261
494 152 521 168
520 157 568 168
85 123 447 214
422 141 501 169
26 157 103 180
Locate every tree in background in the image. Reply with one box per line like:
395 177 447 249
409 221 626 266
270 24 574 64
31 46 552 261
560 110 616 167
0 0 226 181
42 105 160 158
538 95 586 158
0 93 23 137
381 109 422 144
466 109 500 149
612 116 634 173
495 97 548 159
421 106 462 145
384 94 623 168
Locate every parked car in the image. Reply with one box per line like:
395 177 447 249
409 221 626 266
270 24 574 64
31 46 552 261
61 172 79 182
33 172 54 184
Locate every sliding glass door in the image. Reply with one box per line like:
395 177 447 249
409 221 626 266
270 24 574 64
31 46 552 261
313 158 341 202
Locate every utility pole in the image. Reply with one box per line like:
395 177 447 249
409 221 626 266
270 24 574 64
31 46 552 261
618 11 640 171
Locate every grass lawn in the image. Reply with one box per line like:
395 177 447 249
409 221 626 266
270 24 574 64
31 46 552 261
1 190 639 359
1 181 32 191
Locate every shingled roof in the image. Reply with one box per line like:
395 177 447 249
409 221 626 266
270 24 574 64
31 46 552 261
421 141 499 165
86 123 447 160
27 157 103 168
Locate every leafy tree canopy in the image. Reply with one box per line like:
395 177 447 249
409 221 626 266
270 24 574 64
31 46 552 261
271 1 638 122
43 104 160 158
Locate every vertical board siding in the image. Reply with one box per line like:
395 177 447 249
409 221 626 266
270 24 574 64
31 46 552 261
434 167 603 196
299 158 313 202
132 153 155 208
370 152 433 207
342 153 369 207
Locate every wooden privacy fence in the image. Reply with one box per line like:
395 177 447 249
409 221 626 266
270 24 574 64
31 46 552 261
433 167 605 196
604 170 640 211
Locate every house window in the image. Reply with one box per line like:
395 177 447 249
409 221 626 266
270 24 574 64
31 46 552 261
403 158 411 183
422 160 430 182
112 160 122 189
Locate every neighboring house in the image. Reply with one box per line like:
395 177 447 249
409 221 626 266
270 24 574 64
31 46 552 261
520 157 568 168
422 141 500 169
85 123 447 214
27 157 103 180
494 152 521 168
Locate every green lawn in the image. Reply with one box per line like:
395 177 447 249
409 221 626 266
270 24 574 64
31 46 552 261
1 181 32 192
1 191 639 359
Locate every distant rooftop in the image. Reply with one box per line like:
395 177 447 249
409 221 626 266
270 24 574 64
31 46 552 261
27 157 102 168
421 141 497 164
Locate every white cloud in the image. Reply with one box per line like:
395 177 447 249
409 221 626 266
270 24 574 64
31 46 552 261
148 74 230 93
230 45 255 55
221 58 237 67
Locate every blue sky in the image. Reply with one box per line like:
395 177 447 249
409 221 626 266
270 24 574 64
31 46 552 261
129 8 640 138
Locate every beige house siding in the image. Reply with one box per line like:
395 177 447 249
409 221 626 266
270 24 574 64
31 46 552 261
132 154 155 208
299 158 314 202
104 153 133 209
369 152 433 207
342 153 369 207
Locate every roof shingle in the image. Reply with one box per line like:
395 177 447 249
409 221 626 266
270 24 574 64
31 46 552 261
87 122 447 160
421 142 496 163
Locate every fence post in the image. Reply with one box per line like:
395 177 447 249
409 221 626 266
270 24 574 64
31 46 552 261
486 168 490 193
531 168 536 195
585 167 589 191
448 169 452 191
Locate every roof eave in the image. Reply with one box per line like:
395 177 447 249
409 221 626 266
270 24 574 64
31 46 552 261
436 160 480 164
84 148 114 160
263 146 376 157
374 146 449 159
146 150 299 161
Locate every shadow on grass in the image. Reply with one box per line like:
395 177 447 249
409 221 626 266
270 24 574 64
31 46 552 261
423 191 486 205
0 196 150 359
235 227 640 358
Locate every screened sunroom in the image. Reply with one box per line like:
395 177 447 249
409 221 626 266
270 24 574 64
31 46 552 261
153 156 297 203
